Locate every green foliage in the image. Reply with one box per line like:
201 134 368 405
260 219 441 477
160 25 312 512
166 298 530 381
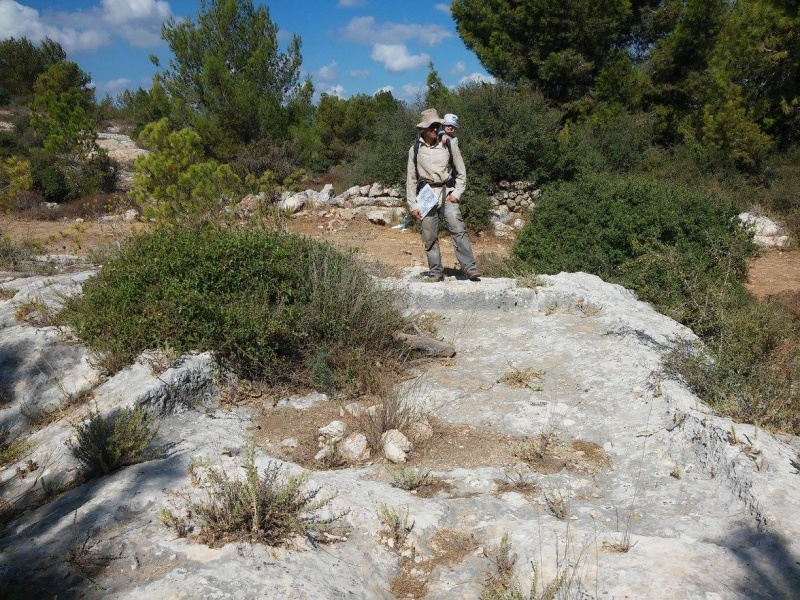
347 104 417 187
157 0 309 160
61 224 406 391
0 37 66 103
452 83 566 184
25 61 115 202
115 80 171 137
459 172 493 233
68 407 158 478
696 91 773 172
185 446 343 546
452 0 631 101
132 118 242 222
0 156 33 210
425 62 454 109
513 175 754 326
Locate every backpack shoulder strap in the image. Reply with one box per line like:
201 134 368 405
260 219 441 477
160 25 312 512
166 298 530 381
413 139 421 180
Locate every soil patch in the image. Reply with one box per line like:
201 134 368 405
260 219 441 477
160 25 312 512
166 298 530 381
746 248 800 299
254 399 609 476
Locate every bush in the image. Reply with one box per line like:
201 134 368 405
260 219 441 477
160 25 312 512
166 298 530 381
68 407 158 477
512 174 753 306
62 224 406 392
453 83 565 184
185 447 343 547
132 119 243 223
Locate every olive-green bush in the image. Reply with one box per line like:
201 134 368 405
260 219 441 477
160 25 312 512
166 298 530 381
62 224 406 393
513 175 753 314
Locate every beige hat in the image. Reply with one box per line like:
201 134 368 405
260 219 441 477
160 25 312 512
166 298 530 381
416 108 443 129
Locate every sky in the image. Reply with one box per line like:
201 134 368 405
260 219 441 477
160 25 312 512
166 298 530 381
0 0 495 102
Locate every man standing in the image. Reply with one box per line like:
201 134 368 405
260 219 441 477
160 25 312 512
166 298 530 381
406 109 481 282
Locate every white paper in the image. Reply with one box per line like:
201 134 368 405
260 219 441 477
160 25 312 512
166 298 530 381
416 183 439 217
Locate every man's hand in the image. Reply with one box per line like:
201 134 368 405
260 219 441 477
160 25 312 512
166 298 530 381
412 209 422 219
446 194 458 203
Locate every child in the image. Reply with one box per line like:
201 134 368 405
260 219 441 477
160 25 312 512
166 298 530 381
439 113 459 148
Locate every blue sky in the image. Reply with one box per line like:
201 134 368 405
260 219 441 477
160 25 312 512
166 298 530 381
0 0 495 102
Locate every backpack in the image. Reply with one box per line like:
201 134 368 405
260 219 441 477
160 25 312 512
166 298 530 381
413 138 457 192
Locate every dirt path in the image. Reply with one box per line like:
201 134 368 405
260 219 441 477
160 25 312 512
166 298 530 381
2 212 796 299
746 248 800 299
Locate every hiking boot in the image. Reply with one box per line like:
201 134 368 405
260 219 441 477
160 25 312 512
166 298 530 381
465 267 481 280
424 271 444 282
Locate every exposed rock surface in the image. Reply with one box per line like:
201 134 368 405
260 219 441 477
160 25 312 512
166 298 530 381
0 268 798 598
739 212 791 248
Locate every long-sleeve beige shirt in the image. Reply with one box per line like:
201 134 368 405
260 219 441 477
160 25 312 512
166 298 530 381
406 136 467 214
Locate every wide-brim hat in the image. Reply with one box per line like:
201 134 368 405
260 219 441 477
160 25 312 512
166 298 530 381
416 108 443 129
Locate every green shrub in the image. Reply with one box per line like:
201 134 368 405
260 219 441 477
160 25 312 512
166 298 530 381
62 224 406 392
513 174 753 299
454 83 565 184
185 447 344 547
68 407 158 477
132 119 243 223
459 173 493 233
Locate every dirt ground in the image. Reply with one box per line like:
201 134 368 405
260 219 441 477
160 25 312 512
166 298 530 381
0 210 796 298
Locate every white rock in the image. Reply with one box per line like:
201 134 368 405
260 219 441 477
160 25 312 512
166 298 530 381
278 193 306 213
366 210 393 226
340 433 370 462
383 441 408 463
123 209 140 223
490 205 512 224
738 212 790 247
318 420 347 445
381 429 412 453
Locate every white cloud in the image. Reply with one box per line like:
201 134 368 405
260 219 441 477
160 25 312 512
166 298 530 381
0 0 171 53
434 3 451 15
341 16 451 47
371 44 429 73
317 61 338 82
452 60 466 74
374 85 394 95
459 72 496 86
319 83 346 98
401 82 426 100
97 77 133 94
100 0 171 47
337 0 365 6
349 69 370 78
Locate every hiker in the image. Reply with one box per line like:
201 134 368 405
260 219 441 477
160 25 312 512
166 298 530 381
406 108 480 282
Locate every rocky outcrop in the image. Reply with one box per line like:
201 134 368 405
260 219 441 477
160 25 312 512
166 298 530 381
1 267 799 598
739 212 791 247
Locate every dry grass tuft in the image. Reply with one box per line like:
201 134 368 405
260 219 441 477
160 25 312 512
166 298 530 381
166 447 347 547
498 366 544 390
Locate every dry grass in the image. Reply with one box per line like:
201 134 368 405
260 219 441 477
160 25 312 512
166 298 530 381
14 296 60 327
498 366 544 391
167 447 347 548
494 469 541 500
358 385 422 453
0 431 32 467
377 503 414 551
389 466 453 499
430 528 480 566
544 487 568 520
64 529 119 588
